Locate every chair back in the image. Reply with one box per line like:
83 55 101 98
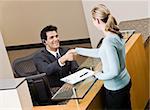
12 53 38 77
12 49 55 105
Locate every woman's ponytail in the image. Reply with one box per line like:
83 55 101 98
105 14 123 38
91 4 123 38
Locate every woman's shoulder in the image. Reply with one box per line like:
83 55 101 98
103 36 115 45
103 34 124 48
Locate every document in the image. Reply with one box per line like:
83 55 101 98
60 68 94 85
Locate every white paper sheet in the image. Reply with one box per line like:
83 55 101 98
60 68 94 85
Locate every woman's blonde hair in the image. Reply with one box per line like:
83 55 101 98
91 4 123 38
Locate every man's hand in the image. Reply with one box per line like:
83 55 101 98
65 49 74 61
59 49 76 64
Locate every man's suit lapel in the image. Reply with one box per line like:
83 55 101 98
59 47 66 57
42 47 67 62
43 48 57 62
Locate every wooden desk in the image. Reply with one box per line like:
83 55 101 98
33 80 104 110
125 33 149 109
33 33 149 110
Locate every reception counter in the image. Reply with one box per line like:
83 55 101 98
0 78 33 110
125 33 149 109
33 33 149 110
33 58 104 110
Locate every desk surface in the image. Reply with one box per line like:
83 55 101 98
0 78 25 90
33 57 103 110
33 80 104 110
52 76 97 100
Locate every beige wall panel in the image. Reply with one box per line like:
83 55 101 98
0 3 3 32
0 0 89 46
0 32 14 79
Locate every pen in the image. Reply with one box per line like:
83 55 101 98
80 72 88 77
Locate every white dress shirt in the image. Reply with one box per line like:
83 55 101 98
46 49 65 67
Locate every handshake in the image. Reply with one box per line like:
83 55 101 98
59 49 77 64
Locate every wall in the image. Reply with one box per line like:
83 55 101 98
0 3 2 32
0 32 14 79
0 0 89 46
82 0 149 47
149 0 150 17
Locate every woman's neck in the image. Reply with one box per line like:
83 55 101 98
103 30 116 37
101 23 109 36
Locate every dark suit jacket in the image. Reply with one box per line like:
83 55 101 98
33 47 79 87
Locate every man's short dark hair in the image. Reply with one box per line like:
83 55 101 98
40 25 57 41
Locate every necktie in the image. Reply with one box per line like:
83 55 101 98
56 52 61 59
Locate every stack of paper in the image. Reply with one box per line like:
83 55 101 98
60 68 94 85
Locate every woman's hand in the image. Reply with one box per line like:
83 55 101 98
67 49 77 55
94 72 102 79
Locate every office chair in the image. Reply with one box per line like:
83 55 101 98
12 51 55 106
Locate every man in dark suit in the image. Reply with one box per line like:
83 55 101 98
33 25 79 95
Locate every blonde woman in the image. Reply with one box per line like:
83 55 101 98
73 4 132 109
